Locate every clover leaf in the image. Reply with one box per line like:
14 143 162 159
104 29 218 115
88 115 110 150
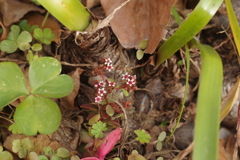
91 121 108 138
0 25 32 53
29 57 74 98
12 138 34 158
33 28 55 44
0 62 29 110
0 146 13 160
9 95 62 136
134 129 151 144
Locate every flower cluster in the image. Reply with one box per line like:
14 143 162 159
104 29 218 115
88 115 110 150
94 80 116 103
104 58 114 72
122 72 136 87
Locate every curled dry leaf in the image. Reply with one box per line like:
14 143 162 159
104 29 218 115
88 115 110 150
100 0 176 53
0 0 45 26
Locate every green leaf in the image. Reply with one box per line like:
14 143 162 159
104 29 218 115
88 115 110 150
156 141 162 151
0 40 18 53
193 44 223 160
38 155 49 160
106 93 120 103
91 121 108 138
12 138 33 158
31 43 42 51
51 155 61 160
17 31 32 51
134 129 151 144
0 151 13 160
9 95 61 136
29 152 39 160
156 0 224 66
7 25 20 41
12 139 21 153
33 28 55 44
0 62 29 110
157 157 163 160
29 57 74 98
122 89 129 97
106 105 114 116
158 131 166 141
136 49 144 60
43 147 54 155
88 114 100 125
56 148 70 158
138 40 148 50
21 138 34 150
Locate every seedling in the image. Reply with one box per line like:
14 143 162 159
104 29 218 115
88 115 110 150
134 129 151 144
12 138 34 158
33 28 55 44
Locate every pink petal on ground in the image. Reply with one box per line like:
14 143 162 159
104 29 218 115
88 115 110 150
95 128 122 160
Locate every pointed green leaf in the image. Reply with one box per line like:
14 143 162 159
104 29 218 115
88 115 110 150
193 44 223 160
0 62 29 110
9 95 61 136
29 57 74 98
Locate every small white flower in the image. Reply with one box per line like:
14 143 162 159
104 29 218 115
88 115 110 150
108 81 116 87
122 73 130 80
126 79 135 86
98 81 105 87
98 88 106 96
105 58 112 65
95 96 102 103
106 64 113 71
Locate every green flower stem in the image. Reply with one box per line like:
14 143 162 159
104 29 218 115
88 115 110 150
37 0 91 31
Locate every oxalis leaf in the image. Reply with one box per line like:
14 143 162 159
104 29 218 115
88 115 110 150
29 57 74 98
9 95 61 136
0 62 29 110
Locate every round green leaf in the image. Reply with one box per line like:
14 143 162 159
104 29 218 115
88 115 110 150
9 95 61 136
136 49 144 60
31 43 42 51
33 28 43 39
156 141 162 151
157 157 163 160
138 40 148 50
51 155 61 160
38 155 48 160
0 151 13 160
158 131 166 141
18 42 31 51
0 62 29 110
17 31 32 44
29 152 39 160
43 28 55 39
106 105 114 116
0 40 18 53
43 147 54 155
29 57 74 98
7 25 20 41
56 148 70 158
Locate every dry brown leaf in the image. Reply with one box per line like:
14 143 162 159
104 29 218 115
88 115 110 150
100 0 175 53
22 12 62 43
60 68 84 110
0 0 45 26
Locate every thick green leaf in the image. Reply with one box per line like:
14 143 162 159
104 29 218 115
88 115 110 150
0 62 29 110
193 44 223 160
9 95 61 136
56 148 70 158
37 0 91 31
29 57 74 98
156 0 224 66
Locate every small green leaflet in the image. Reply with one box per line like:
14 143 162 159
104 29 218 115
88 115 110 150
134 129 151 144
91 121 108 138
